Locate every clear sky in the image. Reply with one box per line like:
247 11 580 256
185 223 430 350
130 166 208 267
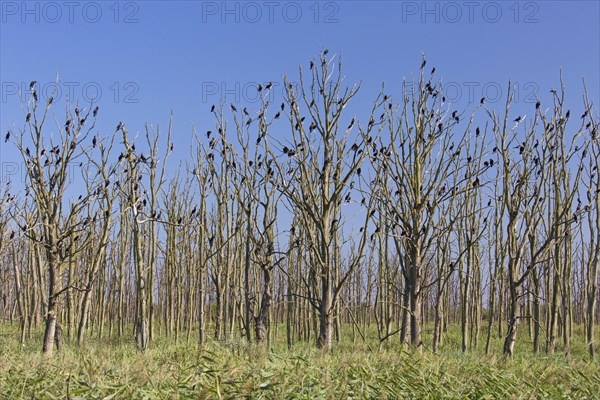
1 0 599 185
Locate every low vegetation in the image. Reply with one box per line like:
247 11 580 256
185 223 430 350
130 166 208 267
1 324 599 399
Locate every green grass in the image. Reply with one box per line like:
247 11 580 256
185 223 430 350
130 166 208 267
1 324 599 399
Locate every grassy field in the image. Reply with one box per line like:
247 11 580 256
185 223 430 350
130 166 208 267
1 324 599 399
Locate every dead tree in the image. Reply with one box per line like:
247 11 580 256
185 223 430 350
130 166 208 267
11 83 99 356
270 52 377 350
375 58 476 349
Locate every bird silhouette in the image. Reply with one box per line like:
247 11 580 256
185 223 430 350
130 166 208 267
514 116 522 123
211 105 215 112
93 106 99 117
29 81 36 90
231 104 237 112
310 61 314 70
535 101 540 110
347 118 355 130
4 132 9 142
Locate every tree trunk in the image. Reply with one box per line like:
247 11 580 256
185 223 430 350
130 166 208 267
42 263 60 356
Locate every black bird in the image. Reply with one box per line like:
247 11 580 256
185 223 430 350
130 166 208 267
29 80 36 90
431 67 436 74
274 112 280 119
93 106 99 117
207 130 212 138
310 61 314 70
480 97 485 104
25 147 30 156
32 91 38 102
565 110 570 119
266 82 272 90
475 127 480 136
243 107 249 116
535 101 541 110
116 122 122 131
170 143 174 151
48 96 53 105
421 59 426 69
4 131 9 142
324 49 329 55
514 116 522 123
26 113 31 122
281 103 285 111
10 231 15 239
347 118 355 130
231 104 237 112
258 84 263 92
582 110 588 119
178 217 183 224
211 105 215 112
357 167 362 176
92 136 97 148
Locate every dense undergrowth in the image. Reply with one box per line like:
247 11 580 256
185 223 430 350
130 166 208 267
1 324 599 399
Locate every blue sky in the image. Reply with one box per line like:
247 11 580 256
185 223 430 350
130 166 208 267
1 0 599 185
